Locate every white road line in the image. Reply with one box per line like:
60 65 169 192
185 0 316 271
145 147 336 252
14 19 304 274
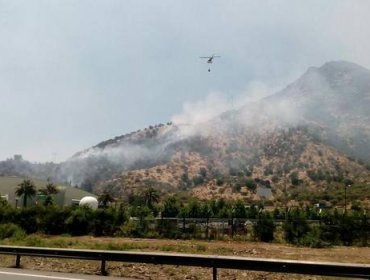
0 271 87 280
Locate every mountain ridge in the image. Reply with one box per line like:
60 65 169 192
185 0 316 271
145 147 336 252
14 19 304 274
1 60 369 205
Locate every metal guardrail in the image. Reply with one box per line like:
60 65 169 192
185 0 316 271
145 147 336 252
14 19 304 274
0 245 369 279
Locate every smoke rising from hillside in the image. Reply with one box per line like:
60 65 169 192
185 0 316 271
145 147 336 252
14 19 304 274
2 61 370 188
59 139 174 186
56 72 333 186
171 81 277 126
57 82 276 185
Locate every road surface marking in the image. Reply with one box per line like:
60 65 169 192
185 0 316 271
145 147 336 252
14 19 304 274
0 271 86 280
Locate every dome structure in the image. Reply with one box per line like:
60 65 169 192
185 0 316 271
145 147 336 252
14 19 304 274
79 196 98 210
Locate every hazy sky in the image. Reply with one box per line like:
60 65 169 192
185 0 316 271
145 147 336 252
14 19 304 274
1 0 370 162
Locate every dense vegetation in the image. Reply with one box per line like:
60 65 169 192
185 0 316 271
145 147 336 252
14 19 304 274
0 183 368 248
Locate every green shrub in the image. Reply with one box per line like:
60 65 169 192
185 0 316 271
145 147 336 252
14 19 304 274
65 207 94 236
196 244 206 252
283 210 310 244
290 172 301 186
338 215 359 246
216 177 224 186
14 207 38 234
50 238 69 248
0 223 26 240
40 207 69 235
161 245 175 251
93 209 116 236
253 213 275 242
192 175 204 186
245 179 256 191
0 203 16 224
24 235 47 247
159 219 180 239
120 219 142 237
299 226 331 248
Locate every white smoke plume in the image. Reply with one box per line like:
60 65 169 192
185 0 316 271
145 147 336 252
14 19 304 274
171 81 277 126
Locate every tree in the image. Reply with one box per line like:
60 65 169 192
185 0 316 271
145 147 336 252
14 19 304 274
245 179 256 191
283 209 310 244
39 182 58 206
142 187 160 210
233 200 247 218
0 196 9 208
290 172 301 186
93 208 116 236
162 196 180 217
201 202 213 218
45 182 58 195
98 191 115 208
186 199 201 218
192 175 204 186
16 179 36 207
253 212 275 242
199 167 207 178
65 207 94 236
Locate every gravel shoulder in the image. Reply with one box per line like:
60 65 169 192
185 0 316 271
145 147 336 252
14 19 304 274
0 236 369 279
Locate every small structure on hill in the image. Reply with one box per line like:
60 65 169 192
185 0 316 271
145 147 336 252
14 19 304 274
256 186 273 199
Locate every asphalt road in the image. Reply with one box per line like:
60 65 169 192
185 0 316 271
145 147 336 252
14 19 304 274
0 268 130 280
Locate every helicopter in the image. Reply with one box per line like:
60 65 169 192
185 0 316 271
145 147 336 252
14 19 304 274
200 54 221 72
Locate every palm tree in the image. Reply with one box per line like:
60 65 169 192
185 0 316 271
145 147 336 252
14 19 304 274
39 182 58 206
45 182 58 195
16 179 36 207
142 187 159 210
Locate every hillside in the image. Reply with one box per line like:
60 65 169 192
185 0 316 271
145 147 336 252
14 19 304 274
99 125 369 205
93 61 370 204
0 61 369 205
